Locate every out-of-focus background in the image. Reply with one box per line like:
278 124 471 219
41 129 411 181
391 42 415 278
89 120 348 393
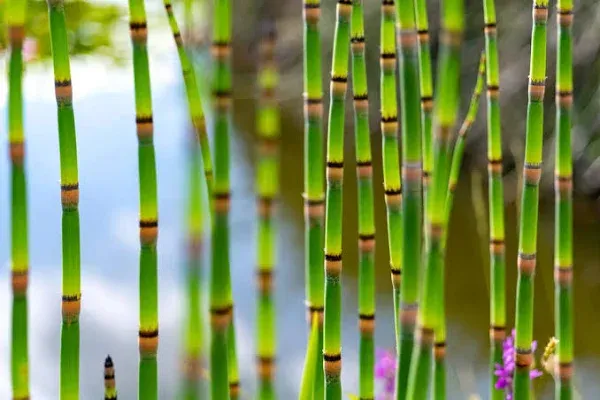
1 0 599 398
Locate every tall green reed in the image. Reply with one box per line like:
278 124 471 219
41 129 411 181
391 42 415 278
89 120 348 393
379 0 402 354
406 0 464 397
255 20 280 400
514 1 548 397
350 0 376 397
7 1 29 398
128 0 160 395
302 0 325 396
46 0 83 396
554 0 574 398
482 1 507 397
104 356 117 400
209 0 238 398
396 0 422 397
323 1 351 398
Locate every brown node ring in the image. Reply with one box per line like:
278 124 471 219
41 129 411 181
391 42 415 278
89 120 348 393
518 252 536 274
554 266 573 286
61 183 80 208
533 5 549 23
557 10 574 27
529 80 546 102
211 41 231 60
418 326 435 345
384 188 402 207
12 270 28 295
398 30 418 48
136 116 154 140
556 90 573 108
357 161 372 178
358 233 375 252
382 1 395 16
8 26 25 46
327 162 344 181
489 239 505 255
515 348 533 367
337 0 352 18
257 356 275 380
325 253 342 276
304 97 323 119
323 352 342 376
400 303 418 327
214 192 231 214
381 117 398 136
557 362 574 381
351 37 365 53
331 77 348 97
380 53 396 72
417 29 429 44
487 85 500 100
488 159 503 175
304 3 321 25
62 295 81 323
358 313 375 335
129 22 148 43
9 142 25 165
523 163 542 185
55 80 73 103
434 342 446 359
353 94 369 113
421 96 433 112
210 305 233 331
256 269 274 293
390 268 401 287
490 325 506 341
140 219 158 245
555 175 572 194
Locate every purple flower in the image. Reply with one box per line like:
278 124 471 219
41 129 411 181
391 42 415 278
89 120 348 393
494 330 543 399
375 348 396 398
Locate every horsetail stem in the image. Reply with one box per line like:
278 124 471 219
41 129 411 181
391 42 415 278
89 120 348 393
182 132 206 398
104 356 117 400
302 0 326 396
482 0 507 397
128 0 160 397
210 0 237 398
350 0 376 397
379 0 402 354
46 0 83 396
514 1 548 397
163 0 214 197
323 1 351 398
554 0 574 397
406 0 464 397
299 313 321 400
396 0 423 396
255 19 280 400
7 1 29 398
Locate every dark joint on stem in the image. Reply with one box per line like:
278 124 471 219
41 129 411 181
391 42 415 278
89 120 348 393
325 253 342 275
164 3 172 11
303 196 325 218
337 0 352 17
533 3 549 23
211 41 231 60
384 188 402 206
421 95 433 111
436 125 452 141
356 160 372 178
557 9 574 27
380 52 396 71
390 267 401 287
136 115 153 139
490 238 505 254
358 233 375 252
229 381 240 398
441 29 463 47
173 31 183 46
381 115 398 135
488 159 503 175
490 324 506 341
417 29 429 43
515 347 533 367
257 196 275 217
487 84 500 100
326 161 344 181
54 79 73 103
484 23 497 35
402 161 423 182
400 302 418 326
429 223 444 239
434 341 446 359
62 294 81 322
558 362 574 380
304 96 323 118
528 79 546 102
554 266 573 286
259 136 279 156
398 30 418 48
353 94 369 112
323 352 342 376
129 22 148 42
8 26 25 46
331 76 348 96
304 2 321 24
422 170 431 186
9 141 24 165
214 191 231 213
210 304 233 330
555 175 573 194
418 326 435 344
256 269 274 293
139 219 158 245
11 270 28 294
61 183 79 207
306 303 324 325
358 313 375 335
556 90 573 108
518 252 536 274
382 0 394 15
213 90 233 110
523 162 542 185
351 36 365 53
257 356 275 379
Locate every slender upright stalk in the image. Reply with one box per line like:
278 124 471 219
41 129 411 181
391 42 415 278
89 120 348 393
379 0 402 354
406 0 464 397
128 0 160 398
396 0 422 397
182 132 206 399
7 2 29 399
299 314 321 400
554 1 574 398
47 0 82 397
482 1 507 397
255 20 280 400
163 0 214 195
302 0 326 396
323 1 351 398
350 1 375 397
514 1 548 398
104 356 117 400
209 0 237 398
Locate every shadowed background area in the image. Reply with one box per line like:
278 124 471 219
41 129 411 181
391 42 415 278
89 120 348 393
1 0 599 398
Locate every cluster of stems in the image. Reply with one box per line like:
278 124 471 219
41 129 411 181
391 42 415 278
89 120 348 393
554 0 574 398
301 0 325 397
350 0 376 397
514 0 548 397
7 0 29 398
255 19 280 400
46 0 83 397
322 1 351 398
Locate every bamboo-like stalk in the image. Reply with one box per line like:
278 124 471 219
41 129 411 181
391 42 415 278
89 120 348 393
482 1 506 397
350 0 375 397
7 1 29 399
323 1 351 398
209 0 238 398
46 0 82 397
182 131 206 399
554 1 574 398
255 19 280 400
302 0 326 396
379 0 402 354
405 0 464 397
514 1 548 397
299 314 321 400
396 0 422 397
104 356 117 400
163 0 214 195
128 0 159 397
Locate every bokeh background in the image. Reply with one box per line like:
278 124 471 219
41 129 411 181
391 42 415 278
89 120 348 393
1 0 600 398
